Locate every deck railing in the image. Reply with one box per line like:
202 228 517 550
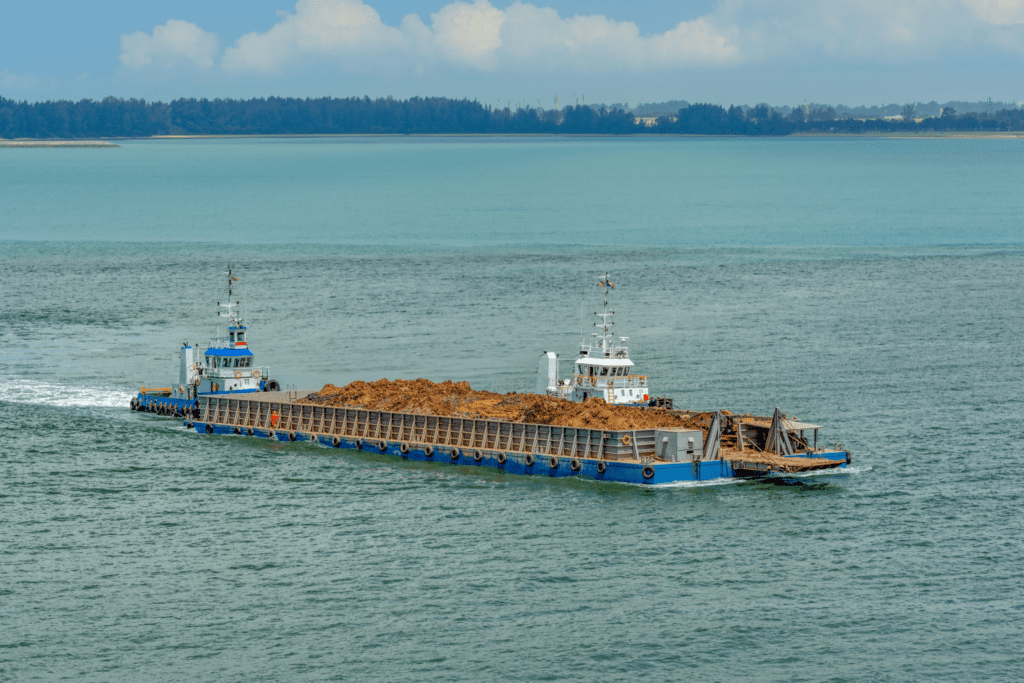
198 394 660 460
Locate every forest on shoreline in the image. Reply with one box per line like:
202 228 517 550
2 95 1023 138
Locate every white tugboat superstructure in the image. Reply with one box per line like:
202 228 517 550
537 274 650 406
130 267 278 418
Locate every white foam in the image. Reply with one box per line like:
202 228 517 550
770 463 868 479
0 377 134 409
648 476 741 489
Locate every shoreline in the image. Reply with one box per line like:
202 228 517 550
3 132 1023 145
0 140 119 148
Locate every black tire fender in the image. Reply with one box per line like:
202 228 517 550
525 453 535 467
570 458 581 472
549 456 559 470
450 448 460 461
332 435 341 447
205 423 213 434
596 461 607 475
497 452 507 465
642 465 655 480
473 450 483 463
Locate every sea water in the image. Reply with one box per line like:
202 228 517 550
2 137 1023 681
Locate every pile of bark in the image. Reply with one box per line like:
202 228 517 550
303 378 713 432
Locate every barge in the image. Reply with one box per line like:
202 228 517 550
135 269 851 485
189 392 848 484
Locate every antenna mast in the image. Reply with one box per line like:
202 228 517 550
218 266 242 328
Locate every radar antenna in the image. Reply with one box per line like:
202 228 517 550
218 266 243 327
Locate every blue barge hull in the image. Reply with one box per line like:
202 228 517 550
183 393 848 485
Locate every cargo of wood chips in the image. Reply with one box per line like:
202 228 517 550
303 378 713 432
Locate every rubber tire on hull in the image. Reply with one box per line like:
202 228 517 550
596 461 606 474
206 423 214 434
642 465 655 480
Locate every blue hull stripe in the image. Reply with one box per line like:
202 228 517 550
188 421 849 485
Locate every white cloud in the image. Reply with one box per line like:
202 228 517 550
965 0 1024 25
497 3 737 70
123 0 1024 83
431 1 507 66
222 0 416 72
0 69 40 90
717 0 1024 61
120 19 220 69
220 0 738 74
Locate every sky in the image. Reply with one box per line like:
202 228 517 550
1 0 1022 107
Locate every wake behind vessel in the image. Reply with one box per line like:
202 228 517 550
129 268 280 417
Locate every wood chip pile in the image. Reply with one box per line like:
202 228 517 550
302 378 715 432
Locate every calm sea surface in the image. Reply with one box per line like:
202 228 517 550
2 137 1023 682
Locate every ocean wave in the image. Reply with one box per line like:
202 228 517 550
0 377 133 409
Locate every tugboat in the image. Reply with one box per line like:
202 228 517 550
128 267 280 418
537 274 652 407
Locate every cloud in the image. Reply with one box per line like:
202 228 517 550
965 0 1024 25
220 0 738 74
124 0 1024 83
496 3 737 70
120 19 220 69
717 0 1024 62
430 1 507 66
0 69 40 90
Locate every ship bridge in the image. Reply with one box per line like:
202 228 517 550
538 273 651 406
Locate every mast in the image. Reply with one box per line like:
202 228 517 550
593 273 615 355
218 266 243 328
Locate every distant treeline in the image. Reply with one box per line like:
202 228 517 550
2 95 1023 138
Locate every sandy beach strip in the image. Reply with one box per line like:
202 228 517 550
0 140 119 148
